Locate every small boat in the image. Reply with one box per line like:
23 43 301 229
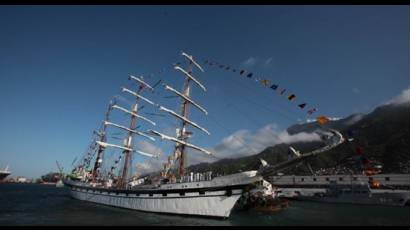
236 180 289 213
251 198 289 213
56 179 64 188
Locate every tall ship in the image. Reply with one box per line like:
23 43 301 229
0 165 11 182
63 52 345 218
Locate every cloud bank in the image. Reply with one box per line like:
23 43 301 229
138 123 322 174
344 113 364 126
306 117 341 123
135 140 166 174
386 87 410 106
187 123 321 166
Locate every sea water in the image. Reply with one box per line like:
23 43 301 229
0 183 409 226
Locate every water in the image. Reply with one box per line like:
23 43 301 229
1 183 409 226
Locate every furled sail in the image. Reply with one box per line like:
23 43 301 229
181 52 204 72
96 141 133 151
128 75 154 91
104 121 155 141
112 104 156 126
134 149 159 158
148 130 212 155
96 141 158 158
164 84 208 115
174 66 207 92
158 106 210 135
121 87 156 106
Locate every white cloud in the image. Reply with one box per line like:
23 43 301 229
186 123 321 166
242 57 257 67
344 114 364 126
160 125 178 136
137 140 164 156
329 117 341 121
305 117 341 123
306 119 316 123
386 87 410 106
138 161 160 174
136 122 328 173
134 140 165 174
264 57 273 66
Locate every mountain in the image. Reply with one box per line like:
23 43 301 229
187 102 410 175
347 102 410 173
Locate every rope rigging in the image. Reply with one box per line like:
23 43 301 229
70 53 346 184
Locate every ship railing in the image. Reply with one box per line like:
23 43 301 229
184 171 214 183
163 171 214 184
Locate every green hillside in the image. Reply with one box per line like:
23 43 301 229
186 103 410 175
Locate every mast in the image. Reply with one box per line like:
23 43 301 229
175 52 210 177
91 102 113 181
117 83 144 189
93 76 159 188
115 75 158 189
149 52 210 179
177 65 191 177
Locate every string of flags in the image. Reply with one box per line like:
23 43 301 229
204 59 319 113
144 57 331 126
202 59 336 125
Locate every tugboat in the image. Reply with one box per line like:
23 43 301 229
236 179 289 213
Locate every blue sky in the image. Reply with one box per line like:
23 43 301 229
1 5 410 178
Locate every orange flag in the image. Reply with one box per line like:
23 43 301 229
288 94 296 100
260 79 269 86
316 116 330 125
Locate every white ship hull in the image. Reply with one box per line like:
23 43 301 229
69 187 243 218
64 171 263 218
